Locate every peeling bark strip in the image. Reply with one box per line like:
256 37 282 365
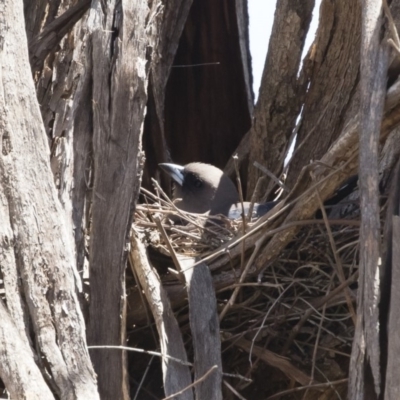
34 6 95 278
180 257 223 400
130 231 193 400
0 0 98 398
29 0 91 73
350 1 388 398
87 1 158 398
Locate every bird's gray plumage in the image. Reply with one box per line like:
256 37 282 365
159 162 276 219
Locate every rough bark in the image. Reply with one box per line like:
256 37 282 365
225 0 314 199
30 0 195 397
35 5 93 276
286 0 361 190
0 299 54 400
86 1 156 398
0 191 30 343
248 0 314 198
0 0 98 398
385 215 400 399
24 0 62 40
29 0 91 73
349 1 387 398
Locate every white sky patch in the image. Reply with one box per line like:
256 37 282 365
248 0 277 100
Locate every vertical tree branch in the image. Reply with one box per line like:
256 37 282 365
226 0 314 199
87 1 159 398
349 1 388 398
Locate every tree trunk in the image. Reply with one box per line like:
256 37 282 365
0 0 98 398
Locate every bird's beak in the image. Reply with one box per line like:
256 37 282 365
159 163 185 186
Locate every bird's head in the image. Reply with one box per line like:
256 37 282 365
159 162 239 216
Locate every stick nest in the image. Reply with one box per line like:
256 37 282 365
131 186 366 399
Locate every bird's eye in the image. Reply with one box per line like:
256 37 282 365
194 179 202 188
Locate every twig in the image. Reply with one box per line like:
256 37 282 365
310 171 357 325
266 378 348 399
219 234 268 321
233 154 247 272
383 0 400 56
247 176 266 222
253 161 289 193
302 277 332 400
133 355 155 400
153 215 185 283
88 345 192 366
281 271 359 355
162 365 218 400
223 380 247 400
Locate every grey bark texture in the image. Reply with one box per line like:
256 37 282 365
0 299 54 400
349 1 388 398
225 0 315 199
181 257 223 400
86 0 151 397
385 215 400 399
130 230 194 400
2 0 196 398
0 0 99 398
285 0 361 190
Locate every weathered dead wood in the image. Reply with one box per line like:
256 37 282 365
0 0 98 397
286 0 362 189
247 0 314 197
32 5 196 394
381 146 400 399
130 230 193 400
0 299 54 400
385 215 400 399
349 1 388 398
24 0 62 41
35 6 93 274
86 1 158 398
225 0 314 199
29 0 91 72
180 257 223 400
150 0 194 105
235 0 254 117
0 190 30 341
